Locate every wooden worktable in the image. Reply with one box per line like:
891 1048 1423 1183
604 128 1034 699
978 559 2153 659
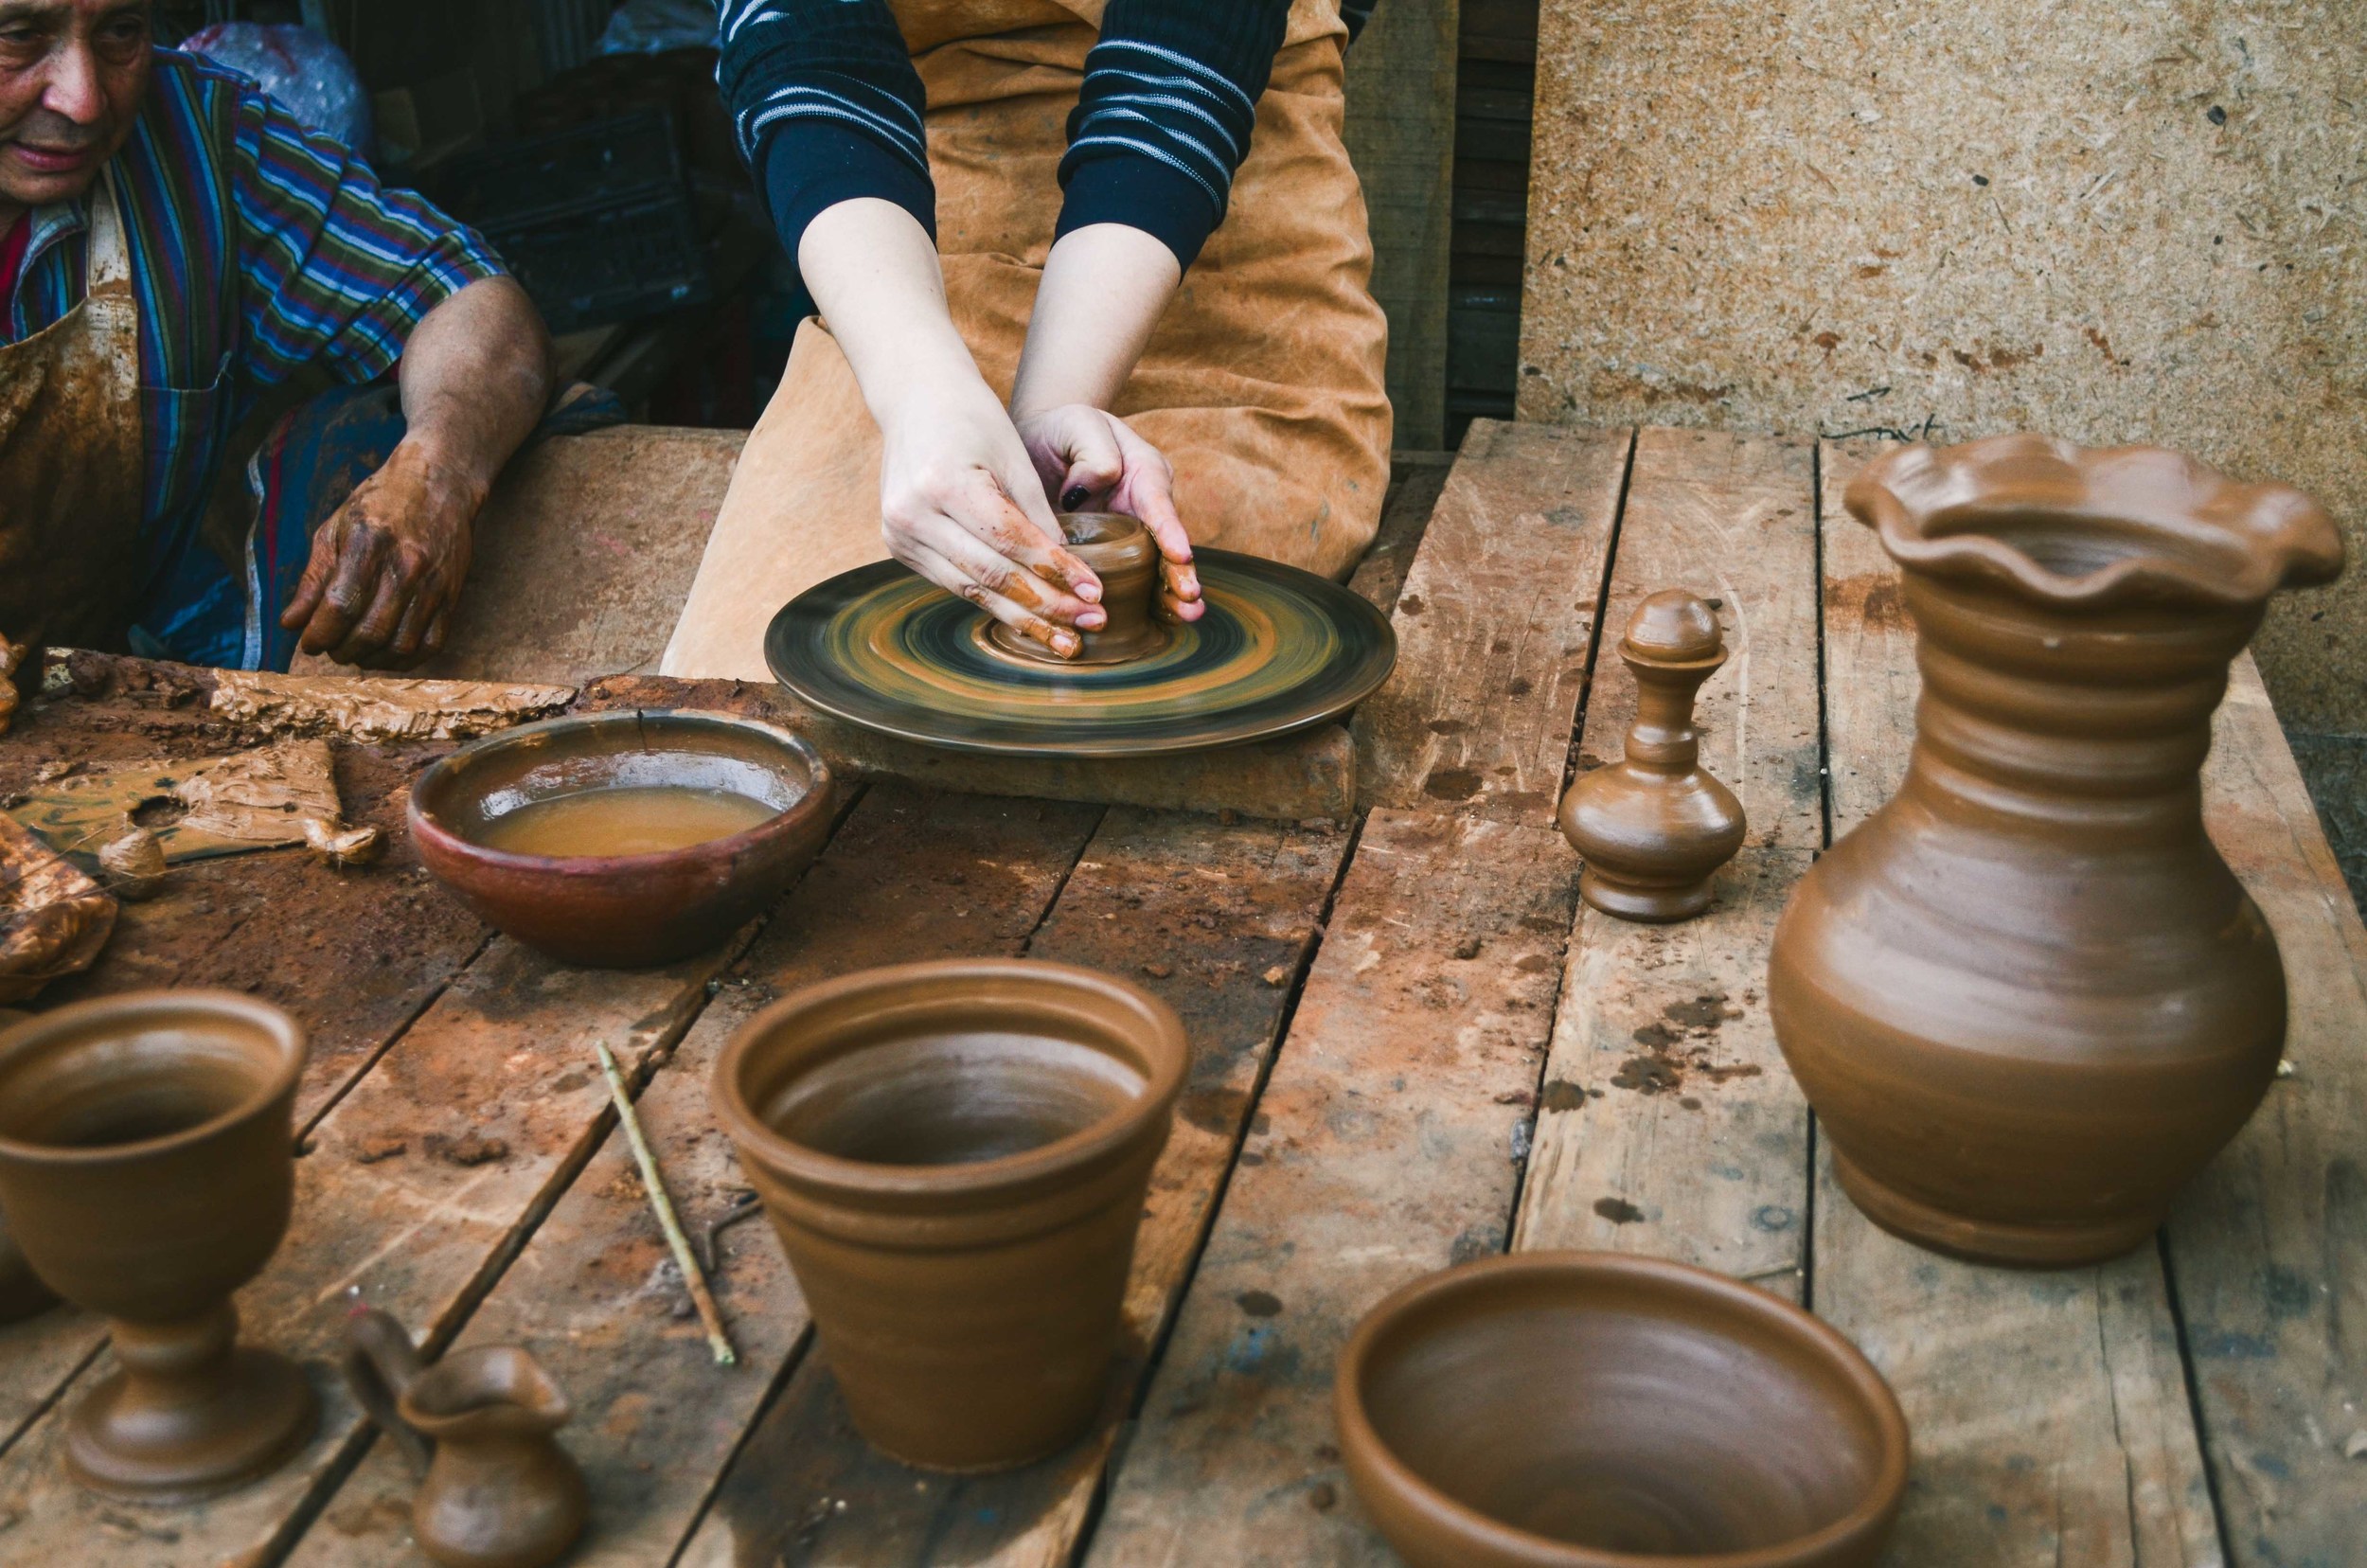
0 423 2356 1565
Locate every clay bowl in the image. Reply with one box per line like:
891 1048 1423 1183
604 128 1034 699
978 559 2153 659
1336 1253 1908 1568
712 958 1187 1471
409 710 832 969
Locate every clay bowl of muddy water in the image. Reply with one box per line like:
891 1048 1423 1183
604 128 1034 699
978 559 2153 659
713 958 1186 1471
1337 1253 1907 1568
409 710 832 968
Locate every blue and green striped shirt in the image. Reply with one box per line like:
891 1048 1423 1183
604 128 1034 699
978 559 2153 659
0 49 503 666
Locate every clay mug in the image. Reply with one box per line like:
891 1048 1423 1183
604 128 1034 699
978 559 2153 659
713 957 1188 1470
344 1309 588 1568
988 511 1170 666
1770 436 2345 1266
1336 1253 1909 1568
0 989 317 1501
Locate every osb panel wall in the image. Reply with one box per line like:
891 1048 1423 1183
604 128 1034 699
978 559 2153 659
1518 1 2366 730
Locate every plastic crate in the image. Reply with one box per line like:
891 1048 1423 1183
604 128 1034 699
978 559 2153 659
436 111 712 333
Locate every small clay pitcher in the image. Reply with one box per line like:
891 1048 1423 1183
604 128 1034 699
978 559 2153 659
1557 590 1748 920
0 990 316 1501
1771 436 2344 1266
988 511 1169 665
712 958 1187 1470
344 1309 587 1568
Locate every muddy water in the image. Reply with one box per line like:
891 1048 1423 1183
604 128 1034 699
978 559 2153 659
478 785 779 857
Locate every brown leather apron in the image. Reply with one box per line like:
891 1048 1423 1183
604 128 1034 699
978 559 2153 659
662 0 1391 680
0 172 147 676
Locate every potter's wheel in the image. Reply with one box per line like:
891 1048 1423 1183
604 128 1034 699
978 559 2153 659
765 551 1396 757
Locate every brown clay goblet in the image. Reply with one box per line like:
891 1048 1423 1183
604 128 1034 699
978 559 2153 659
1336 1253 1908 1568
988 511 1170 666
712 958 1187 1471
0 990 317 1502
409 709 834 969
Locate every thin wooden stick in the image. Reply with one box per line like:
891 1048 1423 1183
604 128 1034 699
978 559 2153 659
596 1042 737 1366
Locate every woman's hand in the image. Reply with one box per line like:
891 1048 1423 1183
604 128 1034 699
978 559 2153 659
1016 404 1202 622
280 437 477 668
877 379 1108 658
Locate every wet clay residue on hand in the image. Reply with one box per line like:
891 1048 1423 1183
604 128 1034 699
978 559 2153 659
988 513 1169 668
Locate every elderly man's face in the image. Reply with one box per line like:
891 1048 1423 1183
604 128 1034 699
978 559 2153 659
0 0 150 211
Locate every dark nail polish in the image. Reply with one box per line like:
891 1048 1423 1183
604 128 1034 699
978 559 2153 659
1060 485 1091 511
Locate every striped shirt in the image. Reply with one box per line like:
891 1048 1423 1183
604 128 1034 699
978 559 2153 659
0 49 504 666
717 2 1370 310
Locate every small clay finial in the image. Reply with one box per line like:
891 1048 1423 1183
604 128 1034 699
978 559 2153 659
1557 589 1746 921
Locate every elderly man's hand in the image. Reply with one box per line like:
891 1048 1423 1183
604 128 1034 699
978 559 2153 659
279 438 479 668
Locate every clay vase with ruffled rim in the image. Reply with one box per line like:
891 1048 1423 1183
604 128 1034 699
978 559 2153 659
1770 435 2343 1267
712 958 1186 1470
988 512 1169 666
0 990 317 1500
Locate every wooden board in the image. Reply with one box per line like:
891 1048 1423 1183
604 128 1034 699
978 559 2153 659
1512 848 1813 1292
1355 419 1631 822
674 809 1351 1566
291 787 1107 1567
2167 654 2367 1564
579 676 1360 825
1342 0 1460 450
1513 429 1819 1293
0 929 765 1562
311 426 746 687
1348 454 1454 616
1809 439 2223 1566
1085 809 1579 1563
1573 427 1823 850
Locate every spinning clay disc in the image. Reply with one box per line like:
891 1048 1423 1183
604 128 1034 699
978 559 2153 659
766 550 1397 757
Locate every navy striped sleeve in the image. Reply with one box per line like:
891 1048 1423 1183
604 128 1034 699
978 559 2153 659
1054 0 1291 270
714 0 934 311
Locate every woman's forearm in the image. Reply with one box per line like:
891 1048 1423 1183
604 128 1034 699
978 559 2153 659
396 276 553 505
1007 223 1182 420
799 197 984 426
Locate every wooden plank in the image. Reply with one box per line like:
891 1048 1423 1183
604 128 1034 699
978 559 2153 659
581 676 1358 825
1514 428 1823 1292
0 928 762 1561
1085 810 1578 1564
1809 439 2223 1567
2165 654 2367 1564
288 788 1106 1567
1355 420 1631 822
1349 456 1453 615
0 692 490 1126
1573 427 1822 850
674 808 1352 1568
294 426 745 687
1342 0 1459 451
1511 847 1813 1293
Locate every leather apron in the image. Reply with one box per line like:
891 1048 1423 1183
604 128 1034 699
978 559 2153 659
0 171 147 675
661 0 1392 680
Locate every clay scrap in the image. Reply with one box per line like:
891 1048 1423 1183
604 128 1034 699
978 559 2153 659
11 739 346 863
0 633 25 736
211 670 576 742
0 812 116 1004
